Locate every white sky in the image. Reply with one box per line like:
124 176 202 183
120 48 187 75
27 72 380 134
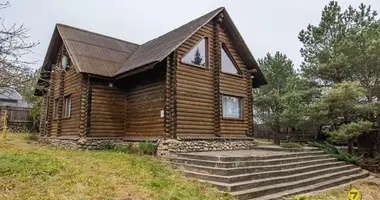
3 0 380 70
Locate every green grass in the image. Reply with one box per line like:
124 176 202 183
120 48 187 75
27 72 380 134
0 133 233 200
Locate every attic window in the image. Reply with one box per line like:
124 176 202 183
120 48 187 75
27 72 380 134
221 44 240 75
181 38 208 67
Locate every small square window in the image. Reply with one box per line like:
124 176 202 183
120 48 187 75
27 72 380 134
63 95 71 117
222 95 243 119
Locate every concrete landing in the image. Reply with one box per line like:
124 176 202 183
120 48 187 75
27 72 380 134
171 146 369 200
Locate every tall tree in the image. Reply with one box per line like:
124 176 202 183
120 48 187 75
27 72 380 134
298 1 380 87
309 82 372 154
0 1 38 92
192 47 203 65
253 52 296 145
299 1 380 154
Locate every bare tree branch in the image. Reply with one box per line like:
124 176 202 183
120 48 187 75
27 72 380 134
0 1 39 93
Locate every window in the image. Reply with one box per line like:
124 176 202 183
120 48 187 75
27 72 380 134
221 45 240 74
63 95 71 117
181 38 207 67
222 95 243 119
53 99 59 119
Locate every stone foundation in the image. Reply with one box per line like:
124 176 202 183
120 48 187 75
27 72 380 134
38 137 140 150
39 136 258 157
156 138 258 157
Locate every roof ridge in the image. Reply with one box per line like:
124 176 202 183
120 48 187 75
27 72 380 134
115 7 224 76
56 23 140 47
136 7 224 48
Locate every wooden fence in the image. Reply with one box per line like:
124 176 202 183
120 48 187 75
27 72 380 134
254 124 316 142
0 106 33 131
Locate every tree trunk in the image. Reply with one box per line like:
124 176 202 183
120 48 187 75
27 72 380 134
274 126 281 145
347 138 354 155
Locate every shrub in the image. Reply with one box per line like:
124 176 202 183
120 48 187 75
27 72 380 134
280 142 303 149
308 141 362 164
139 140 155 155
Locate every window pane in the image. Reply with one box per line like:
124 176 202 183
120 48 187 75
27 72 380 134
221 47 239 74
63 96 71 117
181 38 207 66
222 95 242 118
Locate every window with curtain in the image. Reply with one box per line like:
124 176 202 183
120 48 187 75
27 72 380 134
222 95 242 119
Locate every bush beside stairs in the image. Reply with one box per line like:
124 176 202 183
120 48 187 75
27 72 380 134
170 146 369 200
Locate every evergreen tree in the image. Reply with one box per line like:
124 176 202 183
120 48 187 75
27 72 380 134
254 52 296 145
192 47 203 65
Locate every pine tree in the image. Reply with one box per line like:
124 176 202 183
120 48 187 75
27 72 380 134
192 47 203 65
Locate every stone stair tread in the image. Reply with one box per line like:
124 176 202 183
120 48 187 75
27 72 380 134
173 159 342 173
176 151 325 161
247 171 369 200
170 154 332 165
231 168 366 197
208 165 357 187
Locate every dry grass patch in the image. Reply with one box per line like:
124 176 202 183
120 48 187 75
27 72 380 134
292 179 380 200
0 133 233 200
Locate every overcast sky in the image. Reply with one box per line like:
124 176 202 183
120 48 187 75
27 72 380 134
3 0 380 70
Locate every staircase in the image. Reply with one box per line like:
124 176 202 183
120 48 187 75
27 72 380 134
170 148 369 200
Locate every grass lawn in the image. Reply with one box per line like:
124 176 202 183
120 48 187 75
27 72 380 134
0 133 232 200
291 177 380 200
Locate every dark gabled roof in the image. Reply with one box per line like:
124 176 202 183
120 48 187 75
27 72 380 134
43 24 139 76
41 7 267 87
115 7 224 77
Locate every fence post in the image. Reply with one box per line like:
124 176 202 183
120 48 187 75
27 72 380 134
2 110 7 138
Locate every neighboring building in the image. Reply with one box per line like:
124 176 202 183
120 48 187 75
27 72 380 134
35 7 267 152
0 88 32 131
0 88 30 108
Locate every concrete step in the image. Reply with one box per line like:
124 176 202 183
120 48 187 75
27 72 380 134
176 151 325 162
232 169 369 199
173 159 344 176
170 154 332 168
179 160 347 183
252 145 318 152
212 165 359 192
248 171 369 200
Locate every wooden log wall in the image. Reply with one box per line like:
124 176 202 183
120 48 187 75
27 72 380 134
88 78 126 137
175 19 251 137
61 67 82 135
79 74 89 137
47 66 82 136
124 66 166 137
176 21 216 137
39 93 48 136
219 25 249 136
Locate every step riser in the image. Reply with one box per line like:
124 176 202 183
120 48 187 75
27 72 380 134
265 173 369 200
171 155 332 168
174 161 344 176
222 166 358 192
235 169 365 199
176 151 325 162
181 164 352 184
252 147 317 152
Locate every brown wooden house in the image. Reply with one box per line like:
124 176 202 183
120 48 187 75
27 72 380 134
35 7 267 146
